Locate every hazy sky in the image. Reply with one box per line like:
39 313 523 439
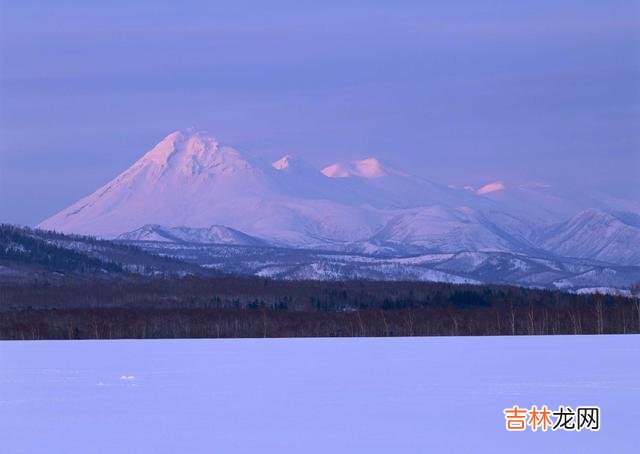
1 0 639 225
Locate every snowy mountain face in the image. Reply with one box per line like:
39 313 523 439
120 240 640 292
536 209 640 266
116 224 268 246
39 131 394 246
39 129 640 284
369 206 536 253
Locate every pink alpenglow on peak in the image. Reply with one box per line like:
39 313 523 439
321 162 351 178
355 158 387 178
140 130 219 166
322 158 387 179
272 155 295 170
271 155 312 172
477 182 506 195
137 129 262 178
271 155 324 177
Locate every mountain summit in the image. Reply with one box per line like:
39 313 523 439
322 158 388 179
136 129 260 177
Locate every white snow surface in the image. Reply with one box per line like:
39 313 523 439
1 336 638 453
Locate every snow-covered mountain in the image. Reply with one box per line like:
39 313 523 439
537 209 640 266
472 181 640 224
38 129 478 247
39 129 640 271
117 224 267 246
369 206 523 253
39 130 388 245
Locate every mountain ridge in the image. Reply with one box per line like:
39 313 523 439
38 129 640 268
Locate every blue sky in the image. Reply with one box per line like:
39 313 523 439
1 0 639 225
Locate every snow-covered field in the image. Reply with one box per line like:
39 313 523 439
1 336 639 453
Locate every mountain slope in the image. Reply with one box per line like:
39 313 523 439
474 181 640 225
322 157 474 209
537 209 640 266
369 206 524 252
117 224 268 246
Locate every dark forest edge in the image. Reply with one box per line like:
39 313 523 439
1 277 639 340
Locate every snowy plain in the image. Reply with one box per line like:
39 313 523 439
1 336 639 453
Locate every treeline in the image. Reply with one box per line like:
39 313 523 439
1 276 638 339
0 224 215 280
0 224 123 274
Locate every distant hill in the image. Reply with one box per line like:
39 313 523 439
117 224 268 246
2 224 639 293
0 224 207 282
536 209 640 266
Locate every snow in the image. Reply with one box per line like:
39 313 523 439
509 257 531 271
272 155 294 170
320 162 352 178
389 253 456 265
477 181 506 195
371 207 517 252
322 158 388 179
321 158 386 179
353 157 387 178
1 336 638 453
37 129 640 267
416 268 479 284
574 287 633 297
38 130 391 245
538 210 640 266
118 224 267 246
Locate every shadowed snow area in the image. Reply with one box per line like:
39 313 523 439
1 336 639 453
